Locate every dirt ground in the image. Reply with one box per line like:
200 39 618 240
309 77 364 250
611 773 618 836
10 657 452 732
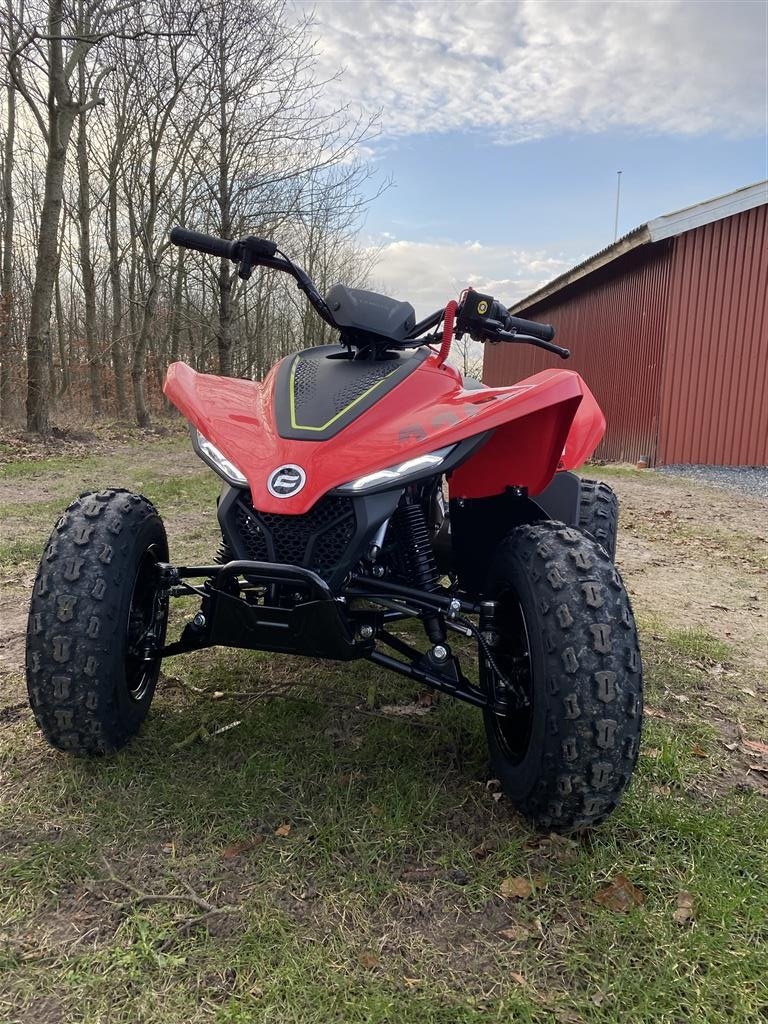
610 471 767 672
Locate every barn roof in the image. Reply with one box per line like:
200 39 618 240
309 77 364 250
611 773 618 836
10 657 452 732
509 179 768 315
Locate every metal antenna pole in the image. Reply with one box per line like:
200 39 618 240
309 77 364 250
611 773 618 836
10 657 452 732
613 170 623 241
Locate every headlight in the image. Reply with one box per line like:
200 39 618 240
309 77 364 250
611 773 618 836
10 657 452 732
337 446 455 494
193 429 248 486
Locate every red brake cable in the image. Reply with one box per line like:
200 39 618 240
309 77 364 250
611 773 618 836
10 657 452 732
436 299 458 366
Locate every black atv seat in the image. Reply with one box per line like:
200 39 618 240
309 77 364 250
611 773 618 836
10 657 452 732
325 284 416 342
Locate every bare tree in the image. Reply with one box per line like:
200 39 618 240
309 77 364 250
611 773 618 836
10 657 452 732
75 45 101 414
0 0 21 421
9 0 115 431
1 0 384 430
117 3 206 426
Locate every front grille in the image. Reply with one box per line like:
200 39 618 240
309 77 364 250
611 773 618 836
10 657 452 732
233 501 269 560
231 492 356 575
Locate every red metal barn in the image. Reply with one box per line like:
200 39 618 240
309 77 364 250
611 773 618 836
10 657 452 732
482 181 768 466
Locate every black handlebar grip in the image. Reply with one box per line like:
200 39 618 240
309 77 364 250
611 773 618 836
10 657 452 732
169 226 241 261
506 314 556 342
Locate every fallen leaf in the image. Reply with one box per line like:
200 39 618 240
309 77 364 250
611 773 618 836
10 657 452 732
498 925 532 942
722 741 739 751
378 702 432 718
554 1010 583 1023
672 890 695 925
500 876 533 899
743 738 768 756
222 837 263 859
651 784 672 797
274 823 292 837
690 744 708 758
402 977 421 988
358 952 379 970
747 763 768 774
509 971 529 987
644 707 667 719
594 874 644 912
470 842 494 860
548 832 578 847
400 866 440 882
644 747 663 759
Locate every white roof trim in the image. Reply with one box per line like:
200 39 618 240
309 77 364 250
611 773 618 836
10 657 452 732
509 179 768 315
647 180 768 241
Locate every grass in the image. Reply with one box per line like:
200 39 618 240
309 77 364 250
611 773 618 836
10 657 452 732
1 443 767 1023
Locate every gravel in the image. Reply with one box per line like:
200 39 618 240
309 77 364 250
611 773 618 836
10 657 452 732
656 464 768 500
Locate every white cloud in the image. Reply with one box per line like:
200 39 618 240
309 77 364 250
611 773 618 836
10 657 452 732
306 0 766 141
365 237 576 318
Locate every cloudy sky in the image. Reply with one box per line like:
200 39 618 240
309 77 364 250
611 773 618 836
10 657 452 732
303 0 767 316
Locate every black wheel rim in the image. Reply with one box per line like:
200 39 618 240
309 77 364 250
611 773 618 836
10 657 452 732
485 590 534 764
125 544 166 702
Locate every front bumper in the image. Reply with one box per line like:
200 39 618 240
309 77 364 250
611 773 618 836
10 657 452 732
158 559 371 661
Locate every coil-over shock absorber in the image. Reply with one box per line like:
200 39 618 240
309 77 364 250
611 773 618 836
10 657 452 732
392 493 445 644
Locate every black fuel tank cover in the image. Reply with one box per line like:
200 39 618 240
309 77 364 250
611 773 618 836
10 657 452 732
326 284 415 341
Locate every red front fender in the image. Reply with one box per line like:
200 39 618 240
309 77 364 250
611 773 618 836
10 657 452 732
449 376 604 499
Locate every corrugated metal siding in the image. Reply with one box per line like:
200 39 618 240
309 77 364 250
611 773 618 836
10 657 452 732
657 203 768 465
482 243 674 463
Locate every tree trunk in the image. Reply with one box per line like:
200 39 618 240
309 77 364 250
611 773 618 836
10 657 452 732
132 259 160 428
54 274 70 394
217 260 233 375
76 61 101 416
216 27 233 377
24 0 85 433
0 0 17 422
107 173 128 416
27 132 74 432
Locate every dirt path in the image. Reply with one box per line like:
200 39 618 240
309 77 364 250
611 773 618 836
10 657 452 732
608 473 768 677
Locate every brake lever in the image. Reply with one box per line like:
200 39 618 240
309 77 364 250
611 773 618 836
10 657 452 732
493 328 570 360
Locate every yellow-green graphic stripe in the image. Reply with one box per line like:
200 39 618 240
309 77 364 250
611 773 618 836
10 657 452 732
288 355 400 432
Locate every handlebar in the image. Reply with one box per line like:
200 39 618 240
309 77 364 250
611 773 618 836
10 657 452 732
169 227 279 265
169 226 242 261
504 313 556 343
170 225 337 329
170 230 567 359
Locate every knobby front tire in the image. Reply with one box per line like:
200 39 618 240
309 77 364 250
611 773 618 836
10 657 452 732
26 489 169 755
482 522 642 832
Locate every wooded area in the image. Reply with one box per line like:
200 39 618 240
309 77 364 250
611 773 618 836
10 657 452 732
0 0 381 432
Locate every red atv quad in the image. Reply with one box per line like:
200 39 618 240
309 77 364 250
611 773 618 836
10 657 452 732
26 229 641 832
